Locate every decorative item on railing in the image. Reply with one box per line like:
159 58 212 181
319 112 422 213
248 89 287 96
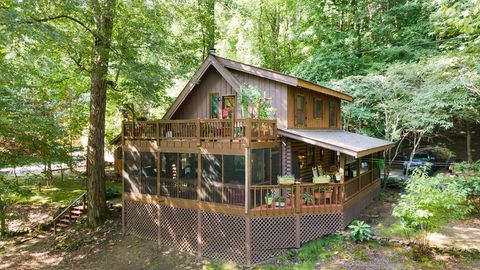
277 175 295 185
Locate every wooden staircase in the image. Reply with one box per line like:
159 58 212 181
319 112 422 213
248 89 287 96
51 193 87 234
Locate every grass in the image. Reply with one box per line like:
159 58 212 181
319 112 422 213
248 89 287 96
10 172 122 207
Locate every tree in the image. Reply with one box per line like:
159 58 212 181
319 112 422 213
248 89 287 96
0 175 27 236
1 0 178 226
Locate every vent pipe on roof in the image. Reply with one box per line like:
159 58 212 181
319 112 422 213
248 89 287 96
209 47 216 56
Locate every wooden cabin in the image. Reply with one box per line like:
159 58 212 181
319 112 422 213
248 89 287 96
121 54 394 265
110 134 122 176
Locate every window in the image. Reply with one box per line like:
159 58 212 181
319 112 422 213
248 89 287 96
223 155 245 205
201 154 222 203
252 149 271 185
160 153 178 197
178 153 197 199
124 151 140 193
295 94 306 126
271 148 281 185
209 93 219 118
140 152 157 195
314 98 323 119
222 96 235 119
329 101 337 128
307 146 314 165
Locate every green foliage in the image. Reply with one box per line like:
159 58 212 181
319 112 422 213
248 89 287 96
105 187 121 200
393 171 472 243
348 220 373 242
0 174 29 236
302 192 314 205
296 234 345 263
239 85 276 119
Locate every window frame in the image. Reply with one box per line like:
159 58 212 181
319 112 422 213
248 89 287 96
209 92 220 119
314 98 323 119
329 100 337 128
294 94 306 126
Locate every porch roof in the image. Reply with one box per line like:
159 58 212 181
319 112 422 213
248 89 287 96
278 128 395 158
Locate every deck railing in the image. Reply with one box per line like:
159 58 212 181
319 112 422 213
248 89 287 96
249 182 344 215
123 118 277 142
344 169 379 201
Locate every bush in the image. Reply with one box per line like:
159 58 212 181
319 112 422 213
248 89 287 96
348 220 373 242
393 170 472 245
105 187 121 200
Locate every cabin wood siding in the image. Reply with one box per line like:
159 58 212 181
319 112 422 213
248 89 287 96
287 86 341 129
172 67 237 119
289 139 335 181
230 69 288 128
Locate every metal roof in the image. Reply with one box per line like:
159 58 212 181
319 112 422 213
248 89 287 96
278 128 395 158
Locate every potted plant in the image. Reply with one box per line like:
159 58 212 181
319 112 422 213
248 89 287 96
303 192 314 205
278 175 295 185
278 196 286 207
313 173 331 184
264 192 273 207
274 194 280 207
335 172 342 182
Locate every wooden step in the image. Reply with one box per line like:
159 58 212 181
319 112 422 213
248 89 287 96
73 205 87 211
56 223 69 228
71 210 84 215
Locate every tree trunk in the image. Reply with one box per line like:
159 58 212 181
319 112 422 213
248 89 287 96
87 0 116 227
466 121 472 163
0 197 6 236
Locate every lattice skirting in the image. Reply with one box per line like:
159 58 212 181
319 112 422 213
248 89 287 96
124 200 158 241
124 189 378 266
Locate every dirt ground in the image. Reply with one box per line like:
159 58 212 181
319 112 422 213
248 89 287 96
1 190 479 270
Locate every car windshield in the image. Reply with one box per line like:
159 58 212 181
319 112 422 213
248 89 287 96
413 153 429 160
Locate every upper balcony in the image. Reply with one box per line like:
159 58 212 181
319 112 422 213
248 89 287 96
122 118 278 144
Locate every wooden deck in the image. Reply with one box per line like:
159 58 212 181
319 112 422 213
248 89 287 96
123 169 380 217
122 118 278 144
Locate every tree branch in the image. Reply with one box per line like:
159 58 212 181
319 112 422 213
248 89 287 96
25 15 94 35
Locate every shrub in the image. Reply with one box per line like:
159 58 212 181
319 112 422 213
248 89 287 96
105 187 121 200
348 220 373 242
393 170 471 245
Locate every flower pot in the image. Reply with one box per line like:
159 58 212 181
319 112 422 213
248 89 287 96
275 201 279 207
278 176 295 185
313 176 330 184
265 197 273 207
280 202 285 207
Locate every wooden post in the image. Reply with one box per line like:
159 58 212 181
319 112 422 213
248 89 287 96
295 182 301 214
245 118 252 147
339 153 345 203
196 118 201 146
295 214 301 248
245 147 251 214
197 211 203 258
245 217 252 266
197 150 202 201
356 158 361 190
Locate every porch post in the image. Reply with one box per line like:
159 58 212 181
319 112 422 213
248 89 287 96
245 147 251 214
339 153 345 183
121 121 125 234
339 153 345 203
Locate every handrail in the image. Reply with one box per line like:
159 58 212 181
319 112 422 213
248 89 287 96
123 118 278 143
52 192 87 224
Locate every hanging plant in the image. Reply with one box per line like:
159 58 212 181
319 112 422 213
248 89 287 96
239 85 276 119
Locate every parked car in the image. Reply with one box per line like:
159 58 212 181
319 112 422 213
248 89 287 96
402 152 436 175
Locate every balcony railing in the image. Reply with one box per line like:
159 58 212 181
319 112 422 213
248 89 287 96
123 118 277 142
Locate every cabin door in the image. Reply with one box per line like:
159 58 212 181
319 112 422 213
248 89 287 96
222 96 235 119
291 151 301 180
